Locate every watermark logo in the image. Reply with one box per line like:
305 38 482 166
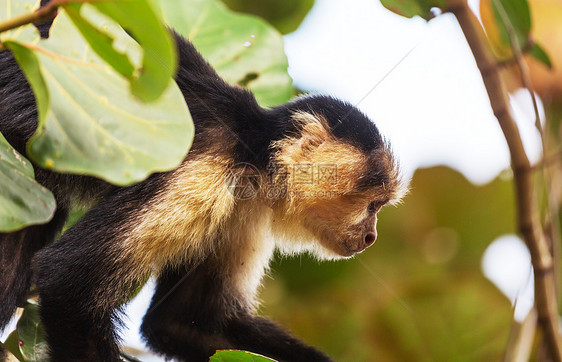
227 162 261 200
228 162 340 200
317 164 338 185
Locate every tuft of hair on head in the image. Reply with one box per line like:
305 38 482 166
356 139 409 205
269 110 371 199
383 138 410 204
273 110 333 160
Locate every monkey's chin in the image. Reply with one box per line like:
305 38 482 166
315 241 361 260
326 239 376 259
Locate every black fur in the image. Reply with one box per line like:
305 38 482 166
0 208 67 328
141 260 331 362
0 14 388 362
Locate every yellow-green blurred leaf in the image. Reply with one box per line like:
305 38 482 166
160 0 292 107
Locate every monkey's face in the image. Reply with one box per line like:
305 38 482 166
269 109 405 259
270 178 403 259
304 193 387 257
270 191 393 259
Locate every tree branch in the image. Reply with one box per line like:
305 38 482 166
0 0 98 36
0 1 58 35
446 0 562 360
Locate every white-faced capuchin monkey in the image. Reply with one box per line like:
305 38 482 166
0 5 405 362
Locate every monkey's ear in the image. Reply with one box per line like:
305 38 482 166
274 111 332 163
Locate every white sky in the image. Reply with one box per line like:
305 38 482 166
482 235 534 322
284 0 543 185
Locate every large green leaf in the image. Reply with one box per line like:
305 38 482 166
0 0 55 232
380 0 445 20
7 10 192 185
0 133 55 232
1 0 175 103
160 0 292 107
211 350 276 362
1 0 192 185
16 303 48 362
25 10 192 184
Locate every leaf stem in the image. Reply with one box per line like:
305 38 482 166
0 0 102 36
0 1 58 35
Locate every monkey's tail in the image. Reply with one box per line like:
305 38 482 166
0 209 67 330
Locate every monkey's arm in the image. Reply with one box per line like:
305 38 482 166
142 262 332 362
225 314 333 362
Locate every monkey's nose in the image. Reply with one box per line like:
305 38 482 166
364 231 377 247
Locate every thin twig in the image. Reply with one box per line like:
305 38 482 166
0 0 58 35
492 0 561 306
446 0 562 360
0 0 103 36
496 38 534 68
490 0 543 135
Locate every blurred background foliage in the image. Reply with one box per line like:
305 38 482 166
261 167 515 361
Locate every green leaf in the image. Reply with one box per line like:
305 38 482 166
379 0 445 20
490 0 531 50
16 303 48 362
0 133 56 232
160 0 292 107
528 41 552 69
21 9 192 185
210 350 277 362
63 1 177 102
4 331 25 361
2 39 54 231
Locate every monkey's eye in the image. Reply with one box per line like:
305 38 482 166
368 201 382 214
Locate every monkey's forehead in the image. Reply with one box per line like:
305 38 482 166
286 95 385 152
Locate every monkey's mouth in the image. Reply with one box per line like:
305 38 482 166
341 241 365 256
341 233 377 256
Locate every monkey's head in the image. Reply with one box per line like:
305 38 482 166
267 96 406 259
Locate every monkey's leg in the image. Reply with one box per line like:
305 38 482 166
33 197 145 361
141 261 332 362
140 261 234 361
